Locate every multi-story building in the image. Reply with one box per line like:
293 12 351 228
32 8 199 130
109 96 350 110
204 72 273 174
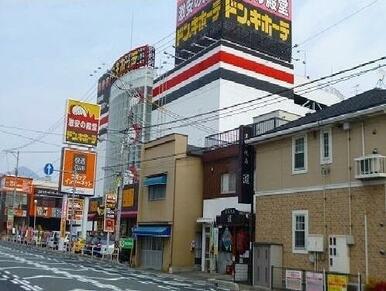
134 134 203 271
247 89 386 285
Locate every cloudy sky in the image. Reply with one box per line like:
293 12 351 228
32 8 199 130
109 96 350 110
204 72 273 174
0 0 385 177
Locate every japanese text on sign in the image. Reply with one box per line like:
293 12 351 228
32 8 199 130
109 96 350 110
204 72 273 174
176 0 221 47
177 0 212 26
243 0 291 20
225 0 291 43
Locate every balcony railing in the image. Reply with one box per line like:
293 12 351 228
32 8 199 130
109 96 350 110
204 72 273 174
204 117 288 149
355 154 386 179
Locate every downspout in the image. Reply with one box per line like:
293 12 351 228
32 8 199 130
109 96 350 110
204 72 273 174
169 156 178 273
347 129 353 235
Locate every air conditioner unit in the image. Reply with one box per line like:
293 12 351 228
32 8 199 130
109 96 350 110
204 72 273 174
355 154 386 179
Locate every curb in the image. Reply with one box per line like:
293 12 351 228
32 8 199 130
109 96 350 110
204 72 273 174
209 278 240 291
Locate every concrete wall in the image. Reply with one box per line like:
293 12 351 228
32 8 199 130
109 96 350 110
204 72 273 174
137 134 204 271
172 157 203 269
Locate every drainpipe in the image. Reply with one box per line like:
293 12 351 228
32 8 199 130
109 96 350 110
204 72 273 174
347 129 353 235
169 156 178 273
364 214 369 283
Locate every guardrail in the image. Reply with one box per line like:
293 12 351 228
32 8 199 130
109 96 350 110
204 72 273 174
2 235 120 263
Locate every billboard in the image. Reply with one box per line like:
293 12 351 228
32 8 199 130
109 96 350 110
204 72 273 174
175 0 292 62
111 45 155 79
0 176 33 194
64 99 101 147
104 193 116 233
59 148 97 196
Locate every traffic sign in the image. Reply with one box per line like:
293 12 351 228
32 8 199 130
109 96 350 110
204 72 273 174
44 163 54 176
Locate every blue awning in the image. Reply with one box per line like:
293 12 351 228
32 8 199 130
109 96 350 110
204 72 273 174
144 174 167 186
133 226 171 237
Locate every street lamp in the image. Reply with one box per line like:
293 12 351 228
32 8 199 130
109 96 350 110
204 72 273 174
33 199 37 231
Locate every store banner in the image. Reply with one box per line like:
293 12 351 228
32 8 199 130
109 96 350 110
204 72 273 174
64 99 101 147
286 270 303 291
59 148 97 196
306 272 324 291
327 274 348 291
104 193 117 233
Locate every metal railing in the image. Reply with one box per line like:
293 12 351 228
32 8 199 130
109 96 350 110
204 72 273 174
204 117 288 149
355 154 386 179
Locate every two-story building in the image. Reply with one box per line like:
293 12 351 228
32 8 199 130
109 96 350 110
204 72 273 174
135 134 203 272
247 89 386 284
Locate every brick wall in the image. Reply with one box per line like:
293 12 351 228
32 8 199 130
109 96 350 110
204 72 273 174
255 184 386 280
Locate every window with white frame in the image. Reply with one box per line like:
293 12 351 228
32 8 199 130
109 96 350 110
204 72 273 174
320 128 332 164
292 210 309 253
221 173 236 194
292 135 307 173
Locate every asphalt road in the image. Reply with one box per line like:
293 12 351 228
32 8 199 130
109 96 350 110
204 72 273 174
0 241 225 291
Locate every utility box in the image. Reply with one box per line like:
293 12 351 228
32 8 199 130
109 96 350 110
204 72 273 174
307 234 324 252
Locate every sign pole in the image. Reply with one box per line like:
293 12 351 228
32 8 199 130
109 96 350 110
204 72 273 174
11 151 19 233
81 197 89 239
70 168 77 252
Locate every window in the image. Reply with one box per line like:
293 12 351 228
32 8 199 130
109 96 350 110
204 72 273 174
320 128 332 164
221 173 236 194
292 210 309 253
292 135 308 174
148 184 166 201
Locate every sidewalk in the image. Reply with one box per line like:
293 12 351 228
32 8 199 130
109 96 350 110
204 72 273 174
167 270 263 291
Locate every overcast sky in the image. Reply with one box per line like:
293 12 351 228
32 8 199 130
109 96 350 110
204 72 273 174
0 0 385 177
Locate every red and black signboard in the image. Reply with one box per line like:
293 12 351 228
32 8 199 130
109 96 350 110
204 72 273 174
175 0 292 62
111 45 155 79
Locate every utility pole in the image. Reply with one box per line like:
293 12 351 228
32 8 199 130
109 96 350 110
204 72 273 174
12 150 20 232
69 168 77 252
115 139 125 245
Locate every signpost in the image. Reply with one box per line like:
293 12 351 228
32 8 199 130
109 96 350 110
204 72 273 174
43 163 54 176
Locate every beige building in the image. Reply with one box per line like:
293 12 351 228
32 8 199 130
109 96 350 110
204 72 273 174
247 89 386 284
134 134 203 272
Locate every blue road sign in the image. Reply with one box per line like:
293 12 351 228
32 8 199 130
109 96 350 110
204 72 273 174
44 163 54 176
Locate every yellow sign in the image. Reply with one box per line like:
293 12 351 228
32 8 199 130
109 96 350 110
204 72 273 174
327 274 348 291
122 188 134 208
65 99 101 147
225 0 291 43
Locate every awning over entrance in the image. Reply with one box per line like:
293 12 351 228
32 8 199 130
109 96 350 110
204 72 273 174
144 174 167 186
133 225 171 237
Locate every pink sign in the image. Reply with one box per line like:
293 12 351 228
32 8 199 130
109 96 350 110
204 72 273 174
243 0 292 21
176 0 213 26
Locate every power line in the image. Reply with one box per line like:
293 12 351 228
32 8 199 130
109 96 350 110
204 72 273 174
145 55 386 130
295 0 380 48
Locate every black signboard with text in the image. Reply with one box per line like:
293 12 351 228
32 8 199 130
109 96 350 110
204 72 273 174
238 125 255 204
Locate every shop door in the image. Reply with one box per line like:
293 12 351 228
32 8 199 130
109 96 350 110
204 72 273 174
253 245 270 287
140 237 163 270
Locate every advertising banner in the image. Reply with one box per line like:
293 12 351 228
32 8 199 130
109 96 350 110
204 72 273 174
59 148 97 196
286 270 303 291
327 274 348 291
64 99 101 147
111 45 155 79
0 176 33 194
122 188 134 208
66 198 84 222
60 196 68 239
175 0 292 62
306 272 324 291
104 193 117 233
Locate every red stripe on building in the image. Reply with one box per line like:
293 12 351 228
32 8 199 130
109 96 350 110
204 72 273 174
100 115 109 126
153 51 294 97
